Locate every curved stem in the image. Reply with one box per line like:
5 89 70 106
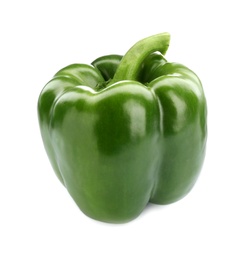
111 32 170 84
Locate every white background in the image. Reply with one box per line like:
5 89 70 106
1 0 243 259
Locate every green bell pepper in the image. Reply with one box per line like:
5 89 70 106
38 33 207 223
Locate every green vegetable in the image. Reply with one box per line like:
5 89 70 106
38 33 207 223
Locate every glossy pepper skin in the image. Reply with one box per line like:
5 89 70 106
38 33 207 223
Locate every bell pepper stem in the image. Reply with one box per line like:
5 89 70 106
111 32 170 84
